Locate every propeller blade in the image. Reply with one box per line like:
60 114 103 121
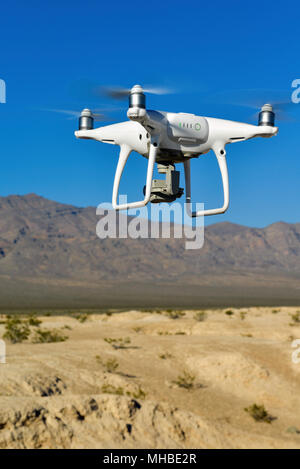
209 88 296 110
142 85 174 95
249 109 296 123
46 109 81 119
99 84 174 100
100 86 131 100
43 108 111 121
208 88 298 123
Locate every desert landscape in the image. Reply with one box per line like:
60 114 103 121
0 194 299 449
0 194 299 310
1 306 300 449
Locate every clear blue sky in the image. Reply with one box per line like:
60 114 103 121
0 0 299 227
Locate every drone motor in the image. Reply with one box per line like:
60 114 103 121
258 104 275 127
79 109 94 130
129 85 146 109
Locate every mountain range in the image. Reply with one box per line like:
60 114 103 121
0 193 299 309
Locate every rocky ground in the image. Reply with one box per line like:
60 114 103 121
1 307 300 449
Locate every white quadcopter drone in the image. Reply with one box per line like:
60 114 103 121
74 85 278 217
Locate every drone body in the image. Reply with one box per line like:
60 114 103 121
75 85 278 217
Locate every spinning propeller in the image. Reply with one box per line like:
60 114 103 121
209 88 297 123
100 84 173 100
45 108 110 122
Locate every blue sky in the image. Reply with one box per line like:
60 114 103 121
0 0 299 227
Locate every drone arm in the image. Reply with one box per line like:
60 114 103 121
184 144 229 217
112 138 158 210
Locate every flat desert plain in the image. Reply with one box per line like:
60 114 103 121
1 307 300 449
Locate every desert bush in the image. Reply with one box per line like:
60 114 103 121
159 352 172 360
101 384 124 396
73 313 88 323
194 311 207 322
96 356 119 373
101 384 146 399
131 386 146 400
3 318 30 344
132 327 142 333
225 310 234 316
286 426 300 434
106 358 119 373
26 314 42 327
173 370 196 390
240 312 247 320
244 404 275 423
165 310 185 320
104 337 131 349
32 328 68 343
290 312 300 324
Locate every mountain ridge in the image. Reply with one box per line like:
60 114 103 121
0 193 299 309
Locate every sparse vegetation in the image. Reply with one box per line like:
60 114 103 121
32 328 68 343
101 384 124 396
96 356 119 373
244 404 275 423
3 317 30 344
272 309 280 314
26 314 42 327
2 315 68 344
131 386 146 400
290 312 300 324
132 327 142 333
225 310 234 316
173 370 196 390
101 383 146 399
73 313 89 323
159 352 172 360
286 426 300 434
240 312 247 320
104 337 131 349
194 311 207 322
165 310 185 320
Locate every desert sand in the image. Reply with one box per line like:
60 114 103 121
1 307 300 449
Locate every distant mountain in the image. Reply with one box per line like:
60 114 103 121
0 193 299 309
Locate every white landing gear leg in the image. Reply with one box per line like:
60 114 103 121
184 145 229 217
112 137 159 210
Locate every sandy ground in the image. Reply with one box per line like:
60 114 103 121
1 306 300 449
